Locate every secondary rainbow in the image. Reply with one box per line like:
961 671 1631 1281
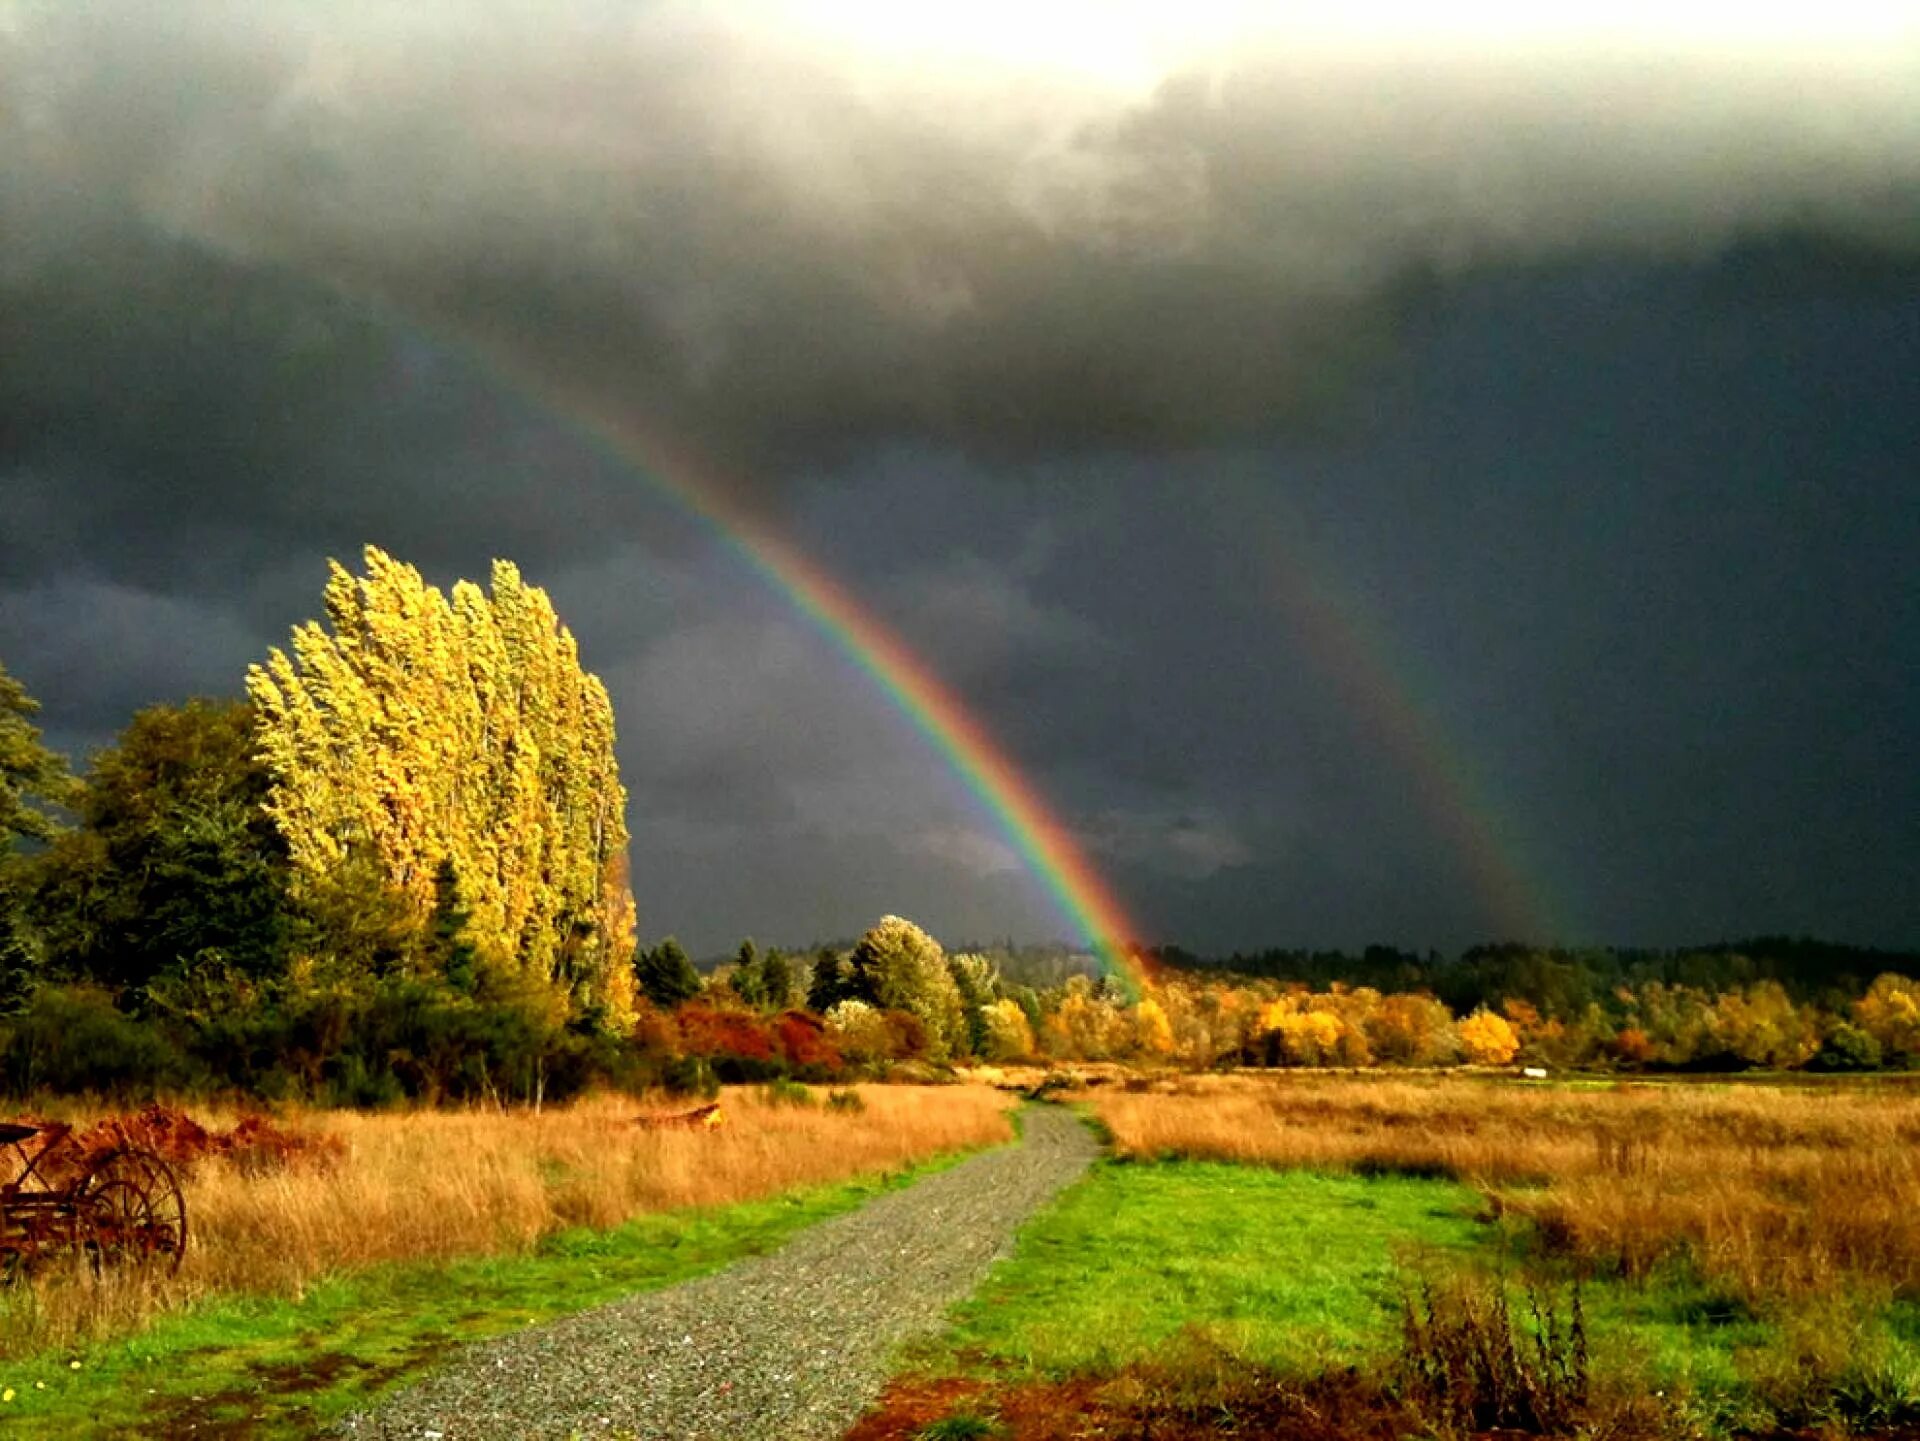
1248 492 1566 943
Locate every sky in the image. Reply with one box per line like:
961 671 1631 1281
2 2 1916 957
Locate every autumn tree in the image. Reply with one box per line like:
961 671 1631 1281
1131 995 1176 1059
1457 1008 1521 1066
1044 976 1128 1060
1708 981 1819 1069
845 915 967 1059
1854 975 1920 1066
246 547 637 1023
979 997 1036 1060
1362 991 1458 1065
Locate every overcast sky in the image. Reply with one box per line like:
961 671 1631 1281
3 3 1916 955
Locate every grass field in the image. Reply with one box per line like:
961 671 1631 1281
856 1075 1920 1440
0 1083 1014 1366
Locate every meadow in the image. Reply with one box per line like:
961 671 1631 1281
1089 1071 1920 1302
858 1072 1920 1440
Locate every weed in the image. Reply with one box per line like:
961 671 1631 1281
1397 1273 1588 1435
1740 1293 1920 1431
917 1413 1001 1439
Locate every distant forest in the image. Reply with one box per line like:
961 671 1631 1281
1153 935 1920 1015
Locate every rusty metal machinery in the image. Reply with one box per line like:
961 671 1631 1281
0 1122 187 1277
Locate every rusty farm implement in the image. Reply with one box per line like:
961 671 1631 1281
0 1121 187 1277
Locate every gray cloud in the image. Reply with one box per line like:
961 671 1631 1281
7 3 1917 474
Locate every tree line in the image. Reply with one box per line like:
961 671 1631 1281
2 545 1917 1104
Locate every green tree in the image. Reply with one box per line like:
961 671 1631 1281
636 936 701 1009
946 951 998 1058
757 947 794 1011
425 858 480 994
0 658 76 1004
0 658 76 851
731 938 764 1008
807 946 854 1012
846 915 966 1060
29 699 292 992
246 547 637 1024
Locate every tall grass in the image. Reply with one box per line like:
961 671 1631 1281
0 1083 1014 1356
1087 1073 1920 1301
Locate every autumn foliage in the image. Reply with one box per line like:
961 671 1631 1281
247 546 637 1022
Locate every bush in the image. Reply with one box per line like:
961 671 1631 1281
0 986 204 1098
1808 1022 1882 1072
662 1055 719 1098
760 1077 815 1108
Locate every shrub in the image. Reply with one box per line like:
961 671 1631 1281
662 1055 719 1098
761 1077 815 1108
0 985 203 1098
772 1010 843 1076
677 1003 778 1075
1808 1022 1882 1072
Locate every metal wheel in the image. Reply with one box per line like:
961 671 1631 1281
76 1147 187 1276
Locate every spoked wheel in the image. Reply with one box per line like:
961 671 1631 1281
77 1147 187 1277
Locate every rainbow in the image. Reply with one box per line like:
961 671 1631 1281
1245 490 1564 944
466 376 1152 991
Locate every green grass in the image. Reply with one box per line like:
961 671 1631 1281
910 1155 1820 1404
0 1157 960 1439
922 1159 1491 1376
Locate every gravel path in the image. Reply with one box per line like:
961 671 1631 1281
340 1104 1096 1441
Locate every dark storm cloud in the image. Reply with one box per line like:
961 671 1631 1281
0 208 656 595
7 3 1919 477
2 3 1917 955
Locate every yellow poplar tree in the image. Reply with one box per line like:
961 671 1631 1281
247 547 637 1023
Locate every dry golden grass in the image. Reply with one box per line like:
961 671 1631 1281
1086 1072 1920 1302
1 1083 1014 1355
